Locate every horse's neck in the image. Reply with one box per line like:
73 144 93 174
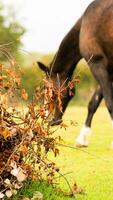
51 18 82 77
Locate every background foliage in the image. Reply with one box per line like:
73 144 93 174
0 0 96 104
0 1 25 61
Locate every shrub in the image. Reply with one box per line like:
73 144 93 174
0 62 60 198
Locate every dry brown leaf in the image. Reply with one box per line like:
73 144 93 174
19 145 28 154
5 190 13 198
64 182 85 196
1 128 10 139
21 88 28 100
17 170 27 182
60 122 68 130
0 192 5 198
68 81 74 90
4 179 11 186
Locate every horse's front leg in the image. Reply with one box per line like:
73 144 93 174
76 86 103 147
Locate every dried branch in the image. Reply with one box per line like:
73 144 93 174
56 171 76 199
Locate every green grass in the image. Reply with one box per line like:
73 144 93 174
11 181 74 200
13 106 113 200
53 106 113 200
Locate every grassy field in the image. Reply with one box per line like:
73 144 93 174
13 106 113 200
53 106 113 200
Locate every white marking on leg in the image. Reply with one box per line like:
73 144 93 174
76 125 92 147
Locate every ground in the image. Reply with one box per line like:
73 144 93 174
12 106 113 200
51 106 113 200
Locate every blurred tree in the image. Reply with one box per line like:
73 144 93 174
0 1 25 61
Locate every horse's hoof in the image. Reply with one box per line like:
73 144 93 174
76 142 88 148
48 119 62 126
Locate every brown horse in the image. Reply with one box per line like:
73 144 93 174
38 0 113 147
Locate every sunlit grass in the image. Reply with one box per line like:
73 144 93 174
12 105 113 200
50 105 113 200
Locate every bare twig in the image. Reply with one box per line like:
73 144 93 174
57 143 112 162
56 171 76 199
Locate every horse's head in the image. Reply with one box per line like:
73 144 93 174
37 61 75 125
37 61 59 90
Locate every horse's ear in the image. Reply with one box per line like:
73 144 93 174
37 61 49 74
